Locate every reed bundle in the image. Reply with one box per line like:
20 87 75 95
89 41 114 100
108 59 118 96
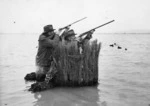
52 40 101 86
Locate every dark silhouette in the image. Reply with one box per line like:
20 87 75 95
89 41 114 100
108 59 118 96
24 72 36 81
109 44 114 47
118 46 122 49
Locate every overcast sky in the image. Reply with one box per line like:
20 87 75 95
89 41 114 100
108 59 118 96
0 0 150 33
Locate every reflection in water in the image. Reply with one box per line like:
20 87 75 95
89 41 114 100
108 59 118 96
33 86 107 106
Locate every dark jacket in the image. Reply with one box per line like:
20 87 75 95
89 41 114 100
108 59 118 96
36 33 59 66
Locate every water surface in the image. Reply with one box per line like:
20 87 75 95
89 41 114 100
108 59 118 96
0 33 150 106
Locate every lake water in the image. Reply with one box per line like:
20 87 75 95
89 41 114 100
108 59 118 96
0 33 150 106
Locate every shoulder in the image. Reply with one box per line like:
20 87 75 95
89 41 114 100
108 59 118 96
39 34 46 41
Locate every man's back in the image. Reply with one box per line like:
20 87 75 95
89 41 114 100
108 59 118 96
36 34 54 66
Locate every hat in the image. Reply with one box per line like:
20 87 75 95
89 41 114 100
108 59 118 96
65 30 76 38
44 25 55 32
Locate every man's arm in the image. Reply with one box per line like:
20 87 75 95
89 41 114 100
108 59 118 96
59 26 70 37
39 35 59 47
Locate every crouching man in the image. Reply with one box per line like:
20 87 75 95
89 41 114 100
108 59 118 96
35 25 59 81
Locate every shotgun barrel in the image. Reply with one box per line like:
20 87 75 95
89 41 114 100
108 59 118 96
60 17 87 30
79 20 115 38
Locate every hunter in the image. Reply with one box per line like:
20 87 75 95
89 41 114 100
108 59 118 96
36 25 60 81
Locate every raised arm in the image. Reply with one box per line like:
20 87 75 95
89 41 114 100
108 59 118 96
39 34 59 47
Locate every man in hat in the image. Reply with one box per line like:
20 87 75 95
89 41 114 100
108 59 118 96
35 24 60 81
63 29 76 42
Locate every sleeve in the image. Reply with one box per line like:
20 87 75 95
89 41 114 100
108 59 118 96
38 35 47 41
60 28 70 37
55 29 65 36
84 32 92 40
39 34 59 47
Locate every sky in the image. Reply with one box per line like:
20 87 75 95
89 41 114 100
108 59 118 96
0 0 150 33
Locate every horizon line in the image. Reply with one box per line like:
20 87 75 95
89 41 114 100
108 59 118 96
0 32 150 34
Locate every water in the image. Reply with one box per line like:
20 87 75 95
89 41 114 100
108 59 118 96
0 33 150 106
